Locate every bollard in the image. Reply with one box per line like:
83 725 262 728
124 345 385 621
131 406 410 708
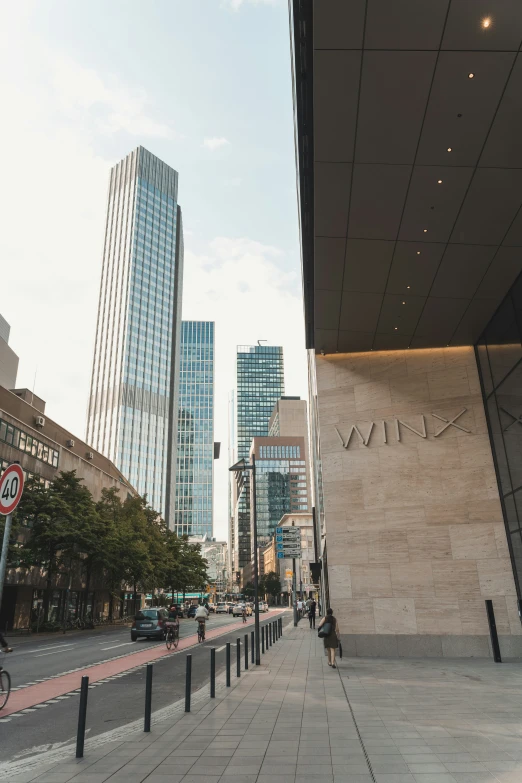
76 675 89 758
266 624 269 650
185 655 192 712
269 622 273 646
251 630 255 663
226 642 231 686
275 620 278 641
280 617 283 635
210 648 216 698
261 624 265 654
245 634 249 670
236 638 241 677
144 663 153 732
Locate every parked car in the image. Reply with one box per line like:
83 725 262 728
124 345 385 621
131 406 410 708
131 608 168 641
257 601 268 613
232 603 245 617
216 603 227 614
208 603 216 613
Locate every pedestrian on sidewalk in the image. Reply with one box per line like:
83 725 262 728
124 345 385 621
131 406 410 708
308 599 316 629
318 608 340 668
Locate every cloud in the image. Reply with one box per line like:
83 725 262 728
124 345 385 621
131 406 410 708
224 0 280 10
182 236 308 536
202 137 230 151
51 52 172 138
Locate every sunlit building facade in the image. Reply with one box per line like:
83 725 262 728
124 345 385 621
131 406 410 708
87 147 184 525
175 321 215 537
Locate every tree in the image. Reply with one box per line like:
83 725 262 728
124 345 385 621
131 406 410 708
16 471 98 621
262 571 281 602
243 581 255 598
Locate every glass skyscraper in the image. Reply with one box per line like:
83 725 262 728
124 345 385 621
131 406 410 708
175 321 215 537
234 345 285 567
87 147 183 525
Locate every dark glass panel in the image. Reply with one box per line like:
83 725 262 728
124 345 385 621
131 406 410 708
487 394 513 495
484 295 522 390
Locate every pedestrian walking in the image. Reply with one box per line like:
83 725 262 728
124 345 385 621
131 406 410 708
297 599 303 617
308 599 316 629
318 608 340 668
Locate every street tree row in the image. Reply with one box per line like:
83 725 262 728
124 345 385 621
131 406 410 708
1 470 209 623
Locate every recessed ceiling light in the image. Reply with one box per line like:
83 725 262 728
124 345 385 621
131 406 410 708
482 16 491 29
447 147 452 152
417 251 421 255
402 301 406 305
407 285 411 289
468 73 475 79
394 327 398 331
423 229 428 233
438 179 443 184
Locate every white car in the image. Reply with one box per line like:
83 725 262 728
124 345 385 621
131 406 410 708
232 603 246 617
216 603 227 614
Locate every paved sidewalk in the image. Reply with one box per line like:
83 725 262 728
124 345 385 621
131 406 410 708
5 623 522 783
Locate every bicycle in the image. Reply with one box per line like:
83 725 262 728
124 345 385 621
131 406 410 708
0 666 11 710
165 621 179 651
197 620 205 643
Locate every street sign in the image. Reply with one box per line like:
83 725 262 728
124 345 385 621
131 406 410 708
0 463 24 516
276 527 300 536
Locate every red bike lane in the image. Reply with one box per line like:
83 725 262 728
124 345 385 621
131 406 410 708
2 610 284 717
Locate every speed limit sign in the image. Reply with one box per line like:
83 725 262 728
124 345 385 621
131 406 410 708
0 463 24 516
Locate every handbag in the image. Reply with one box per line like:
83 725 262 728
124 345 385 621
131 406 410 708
318 621 332 638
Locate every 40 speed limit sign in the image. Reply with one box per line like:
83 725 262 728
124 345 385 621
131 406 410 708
0 463 24 516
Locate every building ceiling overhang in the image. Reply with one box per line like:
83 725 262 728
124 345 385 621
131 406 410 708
290 0 522 353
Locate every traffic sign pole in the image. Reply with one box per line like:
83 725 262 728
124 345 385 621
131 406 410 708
0 513 12 614
0 463 25 615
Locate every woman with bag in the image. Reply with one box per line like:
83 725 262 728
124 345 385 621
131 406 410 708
318 607 340 668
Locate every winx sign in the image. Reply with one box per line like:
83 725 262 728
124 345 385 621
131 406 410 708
334 408 471 449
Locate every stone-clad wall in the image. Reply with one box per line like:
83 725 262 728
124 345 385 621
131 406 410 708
317 346 522 658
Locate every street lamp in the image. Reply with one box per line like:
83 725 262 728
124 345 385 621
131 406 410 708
229 456 261 665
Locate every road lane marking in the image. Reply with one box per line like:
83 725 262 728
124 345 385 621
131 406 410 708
99 639 120 644
215 645 226 652
100 642 136 651
34 645 76 657
34 643 77 653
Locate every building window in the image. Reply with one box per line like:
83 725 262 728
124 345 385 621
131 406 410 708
0 417 59 469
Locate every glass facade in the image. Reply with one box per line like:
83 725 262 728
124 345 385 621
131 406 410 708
253 453 309 547
175 321 215 538
477 276 522 599
87 147 183 523
235 345 285 567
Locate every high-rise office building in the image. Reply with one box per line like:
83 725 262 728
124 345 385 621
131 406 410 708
175 321 215 537
249 435 310 548
234 344 285 568
87 147 183 524
0 314 19 389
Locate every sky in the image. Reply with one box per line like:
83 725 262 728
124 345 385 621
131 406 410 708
0 0 308 540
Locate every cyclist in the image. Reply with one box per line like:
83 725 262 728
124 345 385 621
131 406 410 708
0 631 12 671
194 603 209 641
166 604 180 636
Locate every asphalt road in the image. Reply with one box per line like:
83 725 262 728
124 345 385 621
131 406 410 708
1 611 290 765
5 612 256 689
